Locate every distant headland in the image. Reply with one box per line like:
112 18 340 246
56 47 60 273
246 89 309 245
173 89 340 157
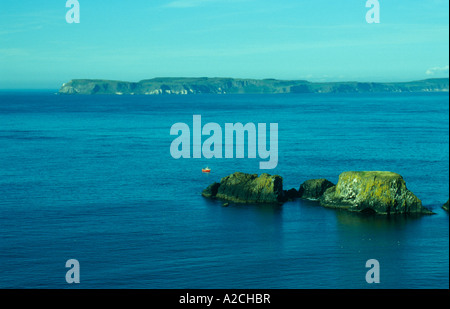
58 77 449 95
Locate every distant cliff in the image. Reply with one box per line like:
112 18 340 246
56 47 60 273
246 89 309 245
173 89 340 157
59 77 449 95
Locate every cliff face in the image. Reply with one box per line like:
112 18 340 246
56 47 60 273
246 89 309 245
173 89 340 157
58 78 449 95
319 171 432 215
59 79 139 95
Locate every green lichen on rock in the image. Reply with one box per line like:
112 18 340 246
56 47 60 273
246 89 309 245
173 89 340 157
443 200 449 211
202 172 285 204
319 171 433 215
298 178 335 200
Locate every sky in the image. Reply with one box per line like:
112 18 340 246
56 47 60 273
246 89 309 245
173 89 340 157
0 0 449 89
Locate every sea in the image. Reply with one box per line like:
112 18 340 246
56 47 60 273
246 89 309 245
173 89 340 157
0 91 448 289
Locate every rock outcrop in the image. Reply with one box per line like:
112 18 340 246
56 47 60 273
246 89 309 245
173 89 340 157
443 200 449 211
201 182 220 199
298 178 335 200
319 171 433 215
202 172 285 204
285 188 299 201
202 171 436 215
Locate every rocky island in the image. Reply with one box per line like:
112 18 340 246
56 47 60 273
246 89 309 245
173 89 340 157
318 171 432 215
58 77 449 95
202 172 285 204
203 171 434 215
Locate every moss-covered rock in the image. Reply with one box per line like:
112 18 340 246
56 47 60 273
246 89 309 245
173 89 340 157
443 200 449 211
202 172 285 204
298 178 335 200
201 182 220 198
319 171 433 215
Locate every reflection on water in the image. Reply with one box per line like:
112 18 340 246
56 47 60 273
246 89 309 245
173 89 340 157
335 210 424 229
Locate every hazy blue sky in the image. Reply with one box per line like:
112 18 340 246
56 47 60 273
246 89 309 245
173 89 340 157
0 0 448 89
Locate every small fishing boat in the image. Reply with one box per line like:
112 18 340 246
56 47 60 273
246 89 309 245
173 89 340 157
202 167 211 173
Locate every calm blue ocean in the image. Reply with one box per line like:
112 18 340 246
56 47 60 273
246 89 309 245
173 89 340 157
0 92 448 289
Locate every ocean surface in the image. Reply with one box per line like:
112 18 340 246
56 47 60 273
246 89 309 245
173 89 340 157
0 92 448 289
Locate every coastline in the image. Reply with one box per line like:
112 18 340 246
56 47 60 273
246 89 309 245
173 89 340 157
58 77 450 95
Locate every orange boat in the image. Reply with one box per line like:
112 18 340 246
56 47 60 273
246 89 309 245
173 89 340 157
202 167 211 173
